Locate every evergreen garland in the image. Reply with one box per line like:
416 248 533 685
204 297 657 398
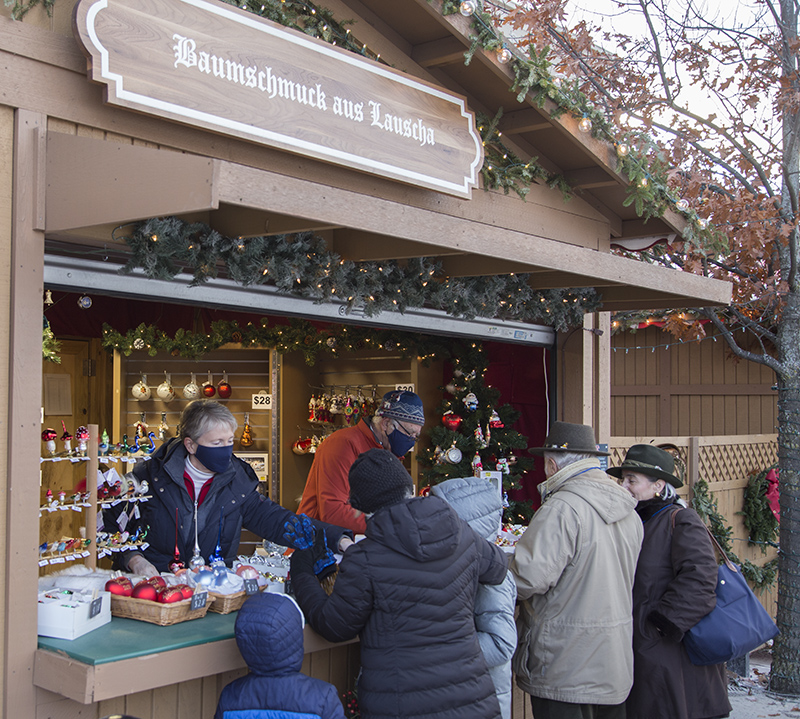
739 465 780 551
417 343 535 524
118 217 601 331
102 317 463 364
691 478 778 592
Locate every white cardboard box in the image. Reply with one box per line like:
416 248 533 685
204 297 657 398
38 590 111 640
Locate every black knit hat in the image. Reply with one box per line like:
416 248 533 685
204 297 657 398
349 448 414 514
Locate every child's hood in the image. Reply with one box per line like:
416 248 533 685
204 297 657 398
234 592 304 676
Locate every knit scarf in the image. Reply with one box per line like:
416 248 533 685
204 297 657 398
538 457 602 503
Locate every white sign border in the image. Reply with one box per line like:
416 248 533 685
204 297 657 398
84 0 483 196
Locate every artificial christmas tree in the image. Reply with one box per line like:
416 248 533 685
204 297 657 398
418 344 534 523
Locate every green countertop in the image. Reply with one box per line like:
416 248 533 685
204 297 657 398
37 611 238 665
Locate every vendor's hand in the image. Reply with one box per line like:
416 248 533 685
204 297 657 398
338 535 355 553
283 513 316 550
127 553 158 577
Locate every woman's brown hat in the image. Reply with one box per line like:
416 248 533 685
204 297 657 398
607 444 684 488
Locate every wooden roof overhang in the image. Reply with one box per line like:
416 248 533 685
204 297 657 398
9 0 730 315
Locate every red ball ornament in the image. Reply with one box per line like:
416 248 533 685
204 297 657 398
442 411 463 431
217 371 232 399
158 586 186 604
175 583 194 600
105 577 133 596
131 581 159 601
202 383 216 398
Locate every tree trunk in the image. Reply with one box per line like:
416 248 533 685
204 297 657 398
771 296 800 693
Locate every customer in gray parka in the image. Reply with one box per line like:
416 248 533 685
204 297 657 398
432 476 517 719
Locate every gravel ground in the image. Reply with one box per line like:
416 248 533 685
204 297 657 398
727 649 800 718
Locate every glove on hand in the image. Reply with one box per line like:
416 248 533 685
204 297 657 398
283 513 316 550
311 529 337 581
128 553 158 578
290 546 315 577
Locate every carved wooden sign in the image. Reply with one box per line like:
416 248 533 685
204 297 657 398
73 0 483 197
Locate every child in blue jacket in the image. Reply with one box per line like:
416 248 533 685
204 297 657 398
215 591 346 719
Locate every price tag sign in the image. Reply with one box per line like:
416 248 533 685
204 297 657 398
251 393 273 410
191 590 208 611
89 597 103 618
395 384 415 393
243 577 259 595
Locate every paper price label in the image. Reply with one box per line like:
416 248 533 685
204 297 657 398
191 591 208 610
251 393 273 410
89 597 103 618
395 384 415 393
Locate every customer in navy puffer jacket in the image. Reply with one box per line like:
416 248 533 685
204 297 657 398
214 591 345 719
291 448 508 719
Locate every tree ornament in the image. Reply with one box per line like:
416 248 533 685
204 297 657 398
462 392 479 411
497 46 512 64
496 456 510 474
77 295 92 309
697 218 709 229
445 382 458 394
217 370 232 399
158 412 169 441
156 372 175 403
76 425 90 455
326 336 337 348
472 451 483 476
169 507 185 574
489 409 504 428
98 428 109 455
433 445 444 464
60 421 73 454
240 413 254 448
189 503 206 571
183 373 200 400
459 0 478 16
132 374 151 401
616 142 630 157
444 441 463 464
442 410 463 430
202 370 216 397
675 198 690 212
42 427 57 456
474 425 488 449
133 338 145 350
578 116 592 133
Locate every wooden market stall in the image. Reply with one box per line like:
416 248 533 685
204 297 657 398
0 1 732 717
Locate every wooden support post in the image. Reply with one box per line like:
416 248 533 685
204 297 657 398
5 109 46 719
688 436 700 502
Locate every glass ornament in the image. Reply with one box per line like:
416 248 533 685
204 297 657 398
459 0 478 15
497 47 512 64
578 117 592 133
676 198 690 212
616 142 630 157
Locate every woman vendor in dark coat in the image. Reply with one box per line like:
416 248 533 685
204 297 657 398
609 444 731 719
290 448 509 719
114 399 350 576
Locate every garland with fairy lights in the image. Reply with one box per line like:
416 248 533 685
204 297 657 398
118 217 601 332
103 317 471 363
691 478 778 592
13 0 720 249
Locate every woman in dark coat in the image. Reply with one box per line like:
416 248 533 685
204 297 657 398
290 448 509 719
114 399 349 576
609 444 731 719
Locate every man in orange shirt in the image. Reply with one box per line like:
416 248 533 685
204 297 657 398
297 390 425 533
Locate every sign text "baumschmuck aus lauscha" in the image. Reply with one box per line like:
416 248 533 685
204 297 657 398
73 0 484 197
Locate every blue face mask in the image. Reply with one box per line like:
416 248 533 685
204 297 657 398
193 443 233 474
387 428 417 458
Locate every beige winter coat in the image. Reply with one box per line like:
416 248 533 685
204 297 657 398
510 460 643 705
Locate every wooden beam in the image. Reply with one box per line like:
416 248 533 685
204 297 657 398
411 36 468 68
499 108 553 135
563 167 620 190
330 229 462 261
211 204 340 238
5 108 46 719
610 384 776 396
46 131 220 232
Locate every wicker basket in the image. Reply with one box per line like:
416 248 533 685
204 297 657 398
110 593 213 625
208 590 247 614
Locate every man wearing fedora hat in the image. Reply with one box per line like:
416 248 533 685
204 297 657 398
510 421 643 719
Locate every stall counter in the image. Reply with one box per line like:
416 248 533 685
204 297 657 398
33 612 357 704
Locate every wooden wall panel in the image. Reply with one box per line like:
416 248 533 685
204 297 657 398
611 327 777 437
